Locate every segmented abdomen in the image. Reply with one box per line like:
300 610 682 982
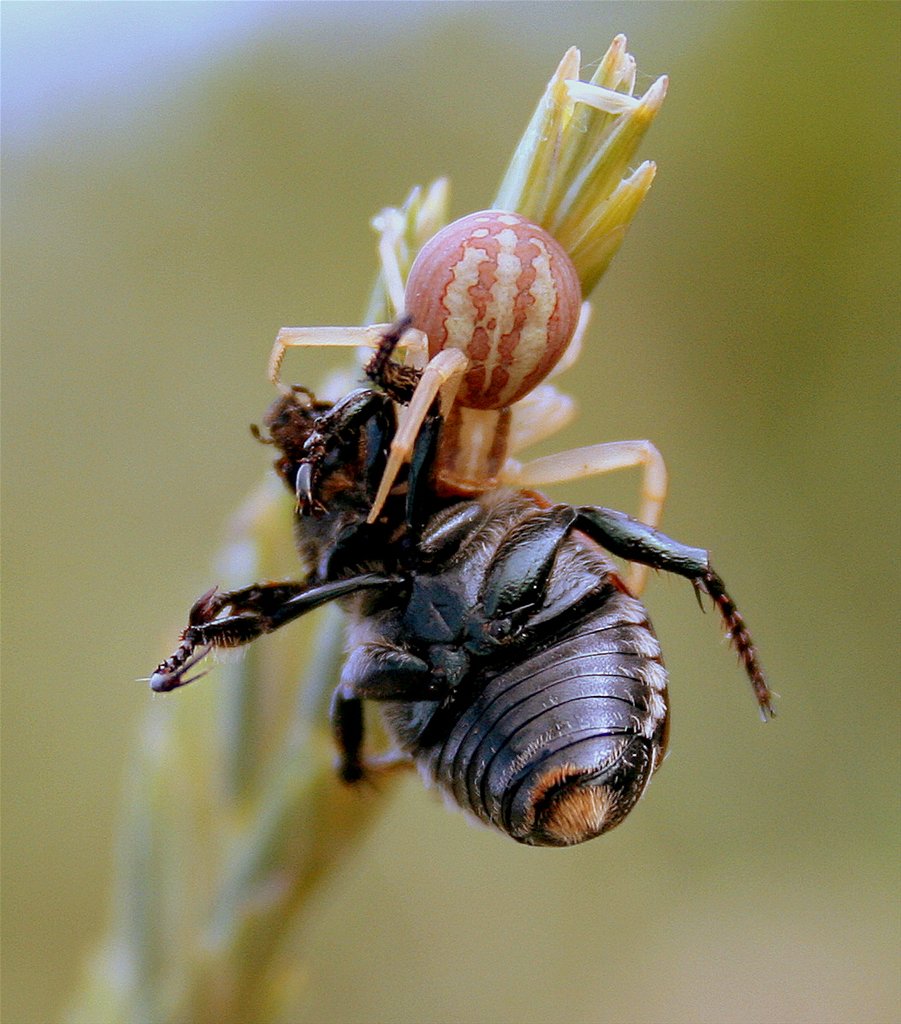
420 590 668 846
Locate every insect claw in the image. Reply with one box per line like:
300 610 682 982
333 745 413 789
250 422 272 445
294 462 319 515
149 643 214 692
691 578 707 612
179 669 211 688
295 461 312 496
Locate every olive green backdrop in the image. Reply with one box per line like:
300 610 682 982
4 3 898 1022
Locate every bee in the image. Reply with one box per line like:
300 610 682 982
149 37 772 845
151 234 769 847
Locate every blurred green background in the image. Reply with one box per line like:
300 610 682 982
4 3 899 1023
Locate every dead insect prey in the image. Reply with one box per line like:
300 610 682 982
150 38 773 847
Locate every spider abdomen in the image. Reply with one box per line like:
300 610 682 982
404 210 582 410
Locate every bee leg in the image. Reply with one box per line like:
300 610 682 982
501 439 667 595
149 573 401 693
573 506 774 719
330 688 367 782
573 505 708 576
330 690 413 784
204 581 308 616
480 506 578 628
404 404 444 538
296 387 396 517
331 644 449 781
148 581 306 692
344 644 449 700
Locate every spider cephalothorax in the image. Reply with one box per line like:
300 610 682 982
268 206 666 594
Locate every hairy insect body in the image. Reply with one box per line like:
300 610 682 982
151 381 771 846
363 492 669 846
150 49 772 847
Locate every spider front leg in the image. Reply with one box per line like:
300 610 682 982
269 185 445 391
268 323 428 393
365 346 469 523
501 439 668 595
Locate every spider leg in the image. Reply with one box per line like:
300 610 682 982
507 384 577 454
268 324 427 392
501 439 668 595
372 206 408 318
366 346 469 523
547 300 592 380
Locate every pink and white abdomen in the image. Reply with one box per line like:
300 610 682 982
404 210 582 493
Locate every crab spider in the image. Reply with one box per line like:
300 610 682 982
268 209 667 594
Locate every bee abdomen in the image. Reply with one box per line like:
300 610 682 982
425 593 668 846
